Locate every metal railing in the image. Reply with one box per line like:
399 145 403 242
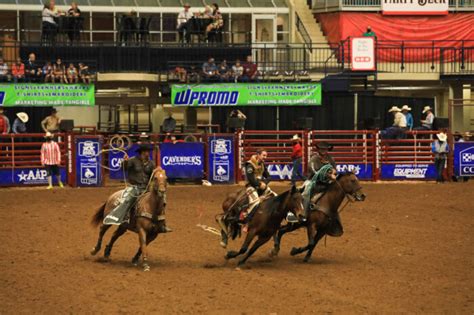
312 0 474 11
295 13 312 46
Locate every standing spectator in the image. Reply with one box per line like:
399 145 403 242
308 141 336 178
363 26 376 38
42 1 60 44
381 106 406 139
12 112 28 134
78 63 90 84
401 105 413 130
177 3 193 43
67 63 79 83
41 108 61 133
0 58 9 82
456 132 471 182
25 53 42 82
202 57 218 81
231 59 243 82
218 60 230 82
67 2 82 43
0 108 10 134
290 134 306 185
432 132 449 184
460 131 472 142
242 55 258 82
416 106 435 130
12 58 25 83
53 58 67 83
41 132 64 189
226 109 246 132
162 112 176 133
42 62 54 82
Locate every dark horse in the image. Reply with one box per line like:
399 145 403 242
271 172 366 262
90 167 168 271
222 185 305 267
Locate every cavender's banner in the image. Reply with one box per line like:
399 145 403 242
172 83 322 106
0 84 95 106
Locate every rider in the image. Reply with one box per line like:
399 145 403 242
308 141 336 178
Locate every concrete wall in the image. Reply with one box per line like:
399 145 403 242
56 106 99 128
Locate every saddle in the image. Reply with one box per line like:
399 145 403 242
310 193 344 237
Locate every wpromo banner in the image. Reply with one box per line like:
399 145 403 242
108 144 153 180
454 142 474 177
382 0 448 15
351 37 375 71
267 163 302 180
380 164 436 179
159 143 204 179
0 167 66 186
208 135 235 184
172 83 322 106
267 163 373 181
75 137 102 187
0 84 95 106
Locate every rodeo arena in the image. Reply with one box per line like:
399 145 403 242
1 0 474 313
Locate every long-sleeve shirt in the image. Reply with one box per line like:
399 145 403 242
12 118 27 134
12 63 24 77
162 117 176 133
41 141 61 165
0 115 10 134
177 10 193 27
422 112 434 129
291 143 303 160
308 153 336 178
405 113 414 130
123 156 155 188
42 8 58 25
393 112 407 128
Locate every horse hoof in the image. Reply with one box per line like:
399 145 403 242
132 259 139 266
220 241 227 249
268 249 279 258
143 264 150 272
290 247 300 256
90 247 99 256
303 257 310 263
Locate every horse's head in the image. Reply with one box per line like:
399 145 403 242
288 185 306 221
336 172 366 201
151 167 167 195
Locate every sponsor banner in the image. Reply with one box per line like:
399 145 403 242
0 167 66 186
454 142 474 177
351 37 375 71
0 84 95 106
208 135 235 184
159 143 204 179
382 0 448 15
336 163 373 180
75 137 102 186
172 83 322 106
380 164 436 179
108 144 153 180
267 164 302 180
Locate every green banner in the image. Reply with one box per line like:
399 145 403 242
171 83 322 106
0 84 95 106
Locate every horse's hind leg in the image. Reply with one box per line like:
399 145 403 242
271 223 301 257
91 224 112 256
103 225 127 259
290 222 316 257
238 235 272 266
225 229 255 260
303 230 326 263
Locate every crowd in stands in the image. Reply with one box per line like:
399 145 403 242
0 53 91 84
174 55 258 83
381 105 436 139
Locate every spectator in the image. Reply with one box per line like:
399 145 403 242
363 26 376 38
177 3 192 43
42 62 54 82
41 108 61 133
0 58 9 82
175 66 187 83
415 106 435 130
164 134 182 144
226 109 246 132
42 1 60 44
122 10 137 45
205 3 224 38
401 105 413 130
218 60 230 82
78 63 90 84
432 132 449 184
0 107 10 134
460 131 472 142
41 132 64 189
188 65 200 83
25 53 42 82
12 58 25 83
67 63 79 83
202 57 218 81
12 112 28 134
381 106 406 139
290 134 306 185
242 55 258 82
231 59 243 82
162 112 176 133
456 132 471 182
67 2 82 43
53 58 67 83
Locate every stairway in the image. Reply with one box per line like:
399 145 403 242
292 0 329 46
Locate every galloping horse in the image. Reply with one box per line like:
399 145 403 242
271 172 366 262
90 167 168 271
223 185 305 267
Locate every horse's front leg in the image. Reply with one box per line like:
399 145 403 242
290 222 316 257
91 224 111 255
270 223 301 257
138 227 150 271
225 229 255 260
238 235 272 266
303 230 326 263
104 225 127 259
132 230 159 266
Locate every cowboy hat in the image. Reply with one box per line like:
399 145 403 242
463 131 472 138
422 106 432 113
316 141 333 150
16 112 29 123
401 105 411 111
136 144 152 153
139 132 149 138
44 132 53 138
292 134 300 141
388 106 401 113
436 132 447 142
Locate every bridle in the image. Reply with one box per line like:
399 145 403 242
334 174 364 213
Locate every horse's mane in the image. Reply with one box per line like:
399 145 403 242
264 189 291 213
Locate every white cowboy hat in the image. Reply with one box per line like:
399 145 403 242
388 106 401 113
463 131 472 138
422 106 432 113
401 105 411 111
292 134 300 140
44 132 53 138
16 112 29 123
436 132 447 142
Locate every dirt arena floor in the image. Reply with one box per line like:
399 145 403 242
0 181 473 314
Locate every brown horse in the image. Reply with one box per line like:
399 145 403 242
271 172 366 262
223 185 305 267
90 167 168 271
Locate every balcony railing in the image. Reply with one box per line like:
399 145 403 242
312 0 474 11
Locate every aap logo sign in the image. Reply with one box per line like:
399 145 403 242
459 146 474 176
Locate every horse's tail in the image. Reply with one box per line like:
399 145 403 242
91 203 106 227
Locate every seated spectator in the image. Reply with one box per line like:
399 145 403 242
25 53 42 83
53 58 67 83
0 58 9 82
231 59 243 82
363 26 376 38
12 58 25 83
381 106 406 139
162 112 176 133
205 3 224 38
218 60 230 82
67 63 79 83
42 62 54 82
188 65 200 83
202 57 218 81
415 106 435 130
0 108 10 134
242 55 258 82
175 66 187 83
459 131 472 143
78 63 90 84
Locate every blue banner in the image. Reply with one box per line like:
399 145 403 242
208 136 235 184
108 144 153 180
380 164 436 179
267 163 301 180
159 143 204 179
336 163 373 180
0 167 66 186
454 142 474 176
75 137 102 186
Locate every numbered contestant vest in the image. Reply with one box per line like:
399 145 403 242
247 155 264 179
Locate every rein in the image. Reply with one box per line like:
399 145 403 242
334 177 360 213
